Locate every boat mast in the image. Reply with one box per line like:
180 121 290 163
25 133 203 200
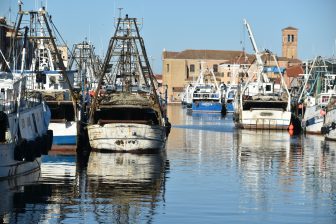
88 19 121 123
89 15 164 124
10 5 78 119
133 17 164 116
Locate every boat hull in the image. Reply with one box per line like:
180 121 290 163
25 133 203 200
87 123 166 152
226 102 234 113
323 107 336 141
237 109 291 130
0 143 41 179
192 102 223 113
49 122 77 145
304 118 324 134
302 105 324 134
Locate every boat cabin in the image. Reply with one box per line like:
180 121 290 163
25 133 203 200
94 106 160 126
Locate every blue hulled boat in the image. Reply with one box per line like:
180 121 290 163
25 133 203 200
190 66 226 114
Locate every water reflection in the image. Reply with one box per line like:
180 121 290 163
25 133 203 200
0 152 168 223
0 105 335 223
234 130 336 216
0 170 46 223
164 105 336 222
86 152 168 223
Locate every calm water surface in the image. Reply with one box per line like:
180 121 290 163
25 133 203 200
1 105 336 223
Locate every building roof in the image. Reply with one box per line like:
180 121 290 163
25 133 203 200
162 51 179 59
282 26 298 31
164 49 302 66
286 65 304 77
163 49 247 60
154 74 162 80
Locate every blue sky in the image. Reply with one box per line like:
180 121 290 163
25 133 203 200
1 0 335 73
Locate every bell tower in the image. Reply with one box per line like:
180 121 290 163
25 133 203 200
282 27 298 59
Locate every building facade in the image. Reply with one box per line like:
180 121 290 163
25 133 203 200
162 50 252 102
162 26 301 102
162 49 301 102
282 26 298 59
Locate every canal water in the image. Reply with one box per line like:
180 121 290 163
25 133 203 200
1 105 336 223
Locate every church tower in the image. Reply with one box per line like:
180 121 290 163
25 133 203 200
282 27 298 59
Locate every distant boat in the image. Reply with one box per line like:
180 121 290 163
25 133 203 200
87 14 170 152
226 84 237 113
181 83 194 108
189 65 226 114
234 20 291 130
222 63 249 113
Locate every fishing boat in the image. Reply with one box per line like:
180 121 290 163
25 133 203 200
299 57 336 134
321 100 336 141
234 19 291 130
181 83 194 108
87 14 170 152
11 7 78 146
225 84 237 113
189 65 226 114
321 76 336 140
0 76 52 179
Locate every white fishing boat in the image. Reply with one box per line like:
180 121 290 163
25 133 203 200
234 19 291 130
87 14 170 152
299 57 336 134
0 76 52 179
11 7 77 146
88 92 168 152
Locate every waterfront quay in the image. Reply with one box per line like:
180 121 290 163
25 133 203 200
1 104 335 223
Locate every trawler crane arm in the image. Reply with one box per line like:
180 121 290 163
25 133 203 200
243 19 269 83
244 19 263 66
